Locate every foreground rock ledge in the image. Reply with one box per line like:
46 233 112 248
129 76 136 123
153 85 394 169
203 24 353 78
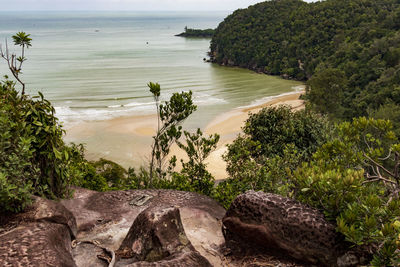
0 197 77 267
0 188 362 266
0 189 225 267
223 190 350 266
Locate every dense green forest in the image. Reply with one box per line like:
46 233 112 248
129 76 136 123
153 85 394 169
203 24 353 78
210 0 400 128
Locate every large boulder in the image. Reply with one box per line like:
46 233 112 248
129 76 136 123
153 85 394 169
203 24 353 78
61 188 226 266
0 197 77 267
115 206 212 266
222 191 342 266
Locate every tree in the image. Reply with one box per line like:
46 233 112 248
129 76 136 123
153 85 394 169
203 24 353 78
0 32 32 95
0 33 82 212
148 82 196 186
306 68 347 117
174 129 220 195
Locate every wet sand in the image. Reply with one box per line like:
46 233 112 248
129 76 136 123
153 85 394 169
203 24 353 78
65 91 304 180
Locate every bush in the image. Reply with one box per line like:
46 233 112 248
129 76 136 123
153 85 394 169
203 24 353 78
0 79 74 212
291 117 400 265
241 105 330 160
215 106 330 208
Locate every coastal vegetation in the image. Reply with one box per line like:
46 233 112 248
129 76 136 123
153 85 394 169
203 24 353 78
208 0 400 263
2 0 400 262
210 0 400 131
176 26 215 37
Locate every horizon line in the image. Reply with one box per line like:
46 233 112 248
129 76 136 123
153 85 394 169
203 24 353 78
0 9 236 12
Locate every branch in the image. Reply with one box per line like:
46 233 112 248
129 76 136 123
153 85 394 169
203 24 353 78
363 174 396 185
379 149 392 161
364 153 395 178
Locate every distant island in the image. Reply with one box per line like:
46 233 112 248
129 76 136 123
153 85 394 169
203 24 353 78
175 26 215 38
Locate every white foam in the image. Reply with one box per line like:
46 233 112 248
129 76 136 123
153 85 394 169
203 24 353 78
108 104 122 108
292 85 306 92
55 104 155 126
124 101 155 107
193 92 227 105
56 93 226 126
236 90 304 110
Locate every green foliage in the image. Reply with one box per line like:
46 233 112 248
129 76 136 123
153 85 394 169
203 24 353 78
293 165 366 220
67 144 109 192
306 68 347 117
173 129 220 196
145 83 221 197
216 106 329 208
92 158 128 190
242 106 330 159
370 102 400 137
211 0 400 131
313 117 398 172
148 82 197 185
215 144 301 209
292 117 400 264
219 111 400 263
12 31 32 48
0 78 75 211
1 32 32 95
293 161 400 264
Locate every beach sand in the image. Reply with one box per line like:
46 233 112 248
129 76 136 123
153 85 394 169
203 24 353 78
64 91 305 180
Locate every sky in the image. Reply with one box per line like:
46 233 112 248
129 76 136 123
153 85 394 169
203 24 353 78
0 0 315 12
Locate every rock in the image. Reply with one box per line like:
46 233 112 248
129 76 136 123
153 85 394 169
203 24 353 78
115 206 211 266
72 242 111 267
31 196 78 238
61 188 225 266
223 190 341 266
0 197 77 267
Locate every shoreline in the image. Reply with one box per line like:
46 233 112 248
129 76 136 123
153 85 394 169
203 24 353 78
64 90 305 180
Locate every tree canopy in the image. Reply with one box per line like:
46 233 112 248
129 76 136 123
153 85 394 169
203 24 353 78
210 0 400 126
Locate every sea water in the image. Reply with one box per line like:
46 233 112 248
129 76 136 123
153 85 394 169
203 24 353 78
0 11 302 130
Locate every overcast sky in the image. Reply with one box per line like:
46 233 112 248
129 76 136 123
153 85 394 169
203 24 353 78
0 0 315 11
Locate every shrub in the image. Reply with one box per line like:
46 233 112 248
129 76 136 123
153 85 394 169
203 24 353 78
241 105 330 160
0 79 74 211
292 117 400 265
216 106 330 208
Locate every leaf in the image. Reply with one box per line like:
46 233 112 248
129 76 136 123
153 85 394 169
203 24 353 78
64 150 69 161
53 147 62 160
32 121 43 126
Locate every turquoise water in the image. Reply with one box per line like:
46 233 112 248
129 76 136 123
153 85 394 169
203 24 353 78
0 11 302 130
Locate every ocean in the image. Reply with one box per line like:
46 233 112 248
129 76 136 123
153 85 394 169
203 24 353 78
0 11 302 130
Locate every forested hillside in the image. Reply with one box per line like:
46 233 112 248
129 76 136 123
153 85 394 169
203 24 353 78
210 0 400 124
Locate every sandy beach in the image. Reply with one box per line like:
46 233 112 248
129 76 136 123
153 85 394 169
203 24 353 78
203 91 304 179
65 91 305 180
